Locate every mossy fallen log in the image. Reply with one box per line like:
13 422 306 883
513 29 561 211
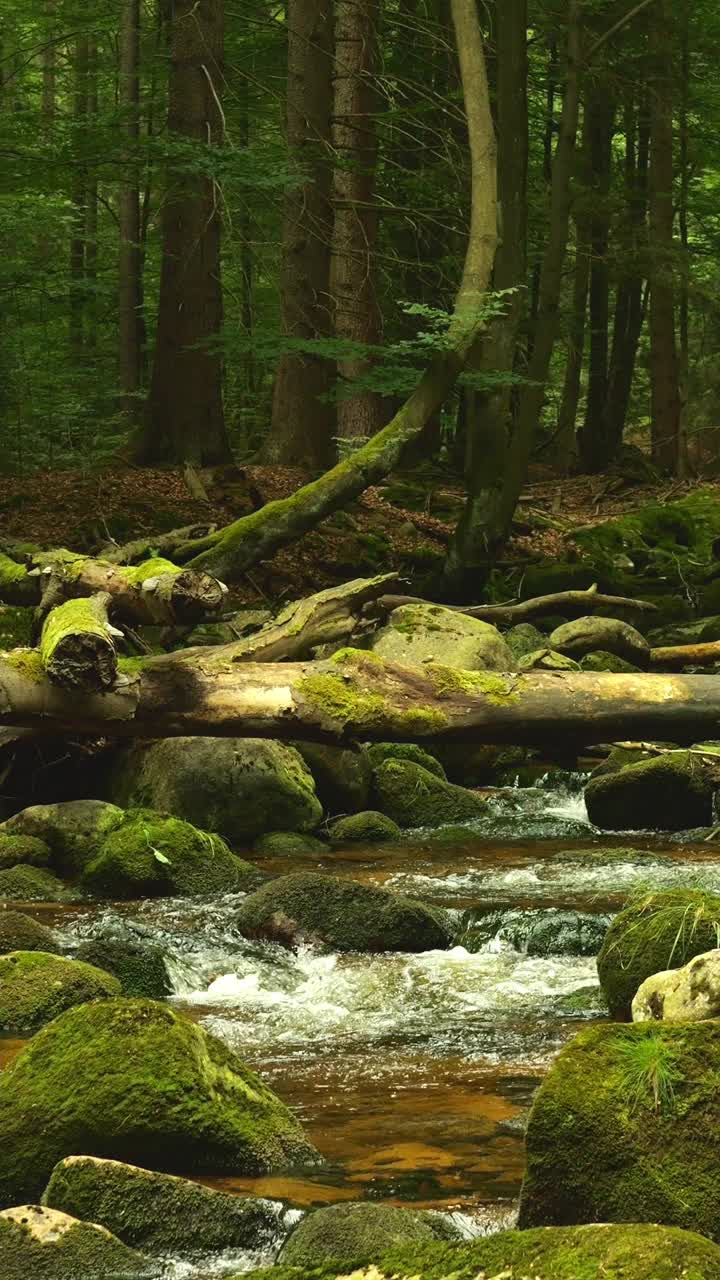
40 594 120 692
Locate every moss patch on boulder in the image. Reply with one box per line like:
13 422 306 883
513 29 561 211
585 750 719 831
371 602 512 671
504 622 548 658
0 834 51 869
254 832 326 857
0 950 120 1032
365 743 446 780
0 801 124 878
43 1155 284 1255
74 937 170 998
597 888 720 1018
372 759 487 828
0 865 73 902
0 997 320 1207
328 811 402 843
0 1204 150 1280
580 650 642 673
278 1203 458 1267
237 872 451 953
0 909 59 955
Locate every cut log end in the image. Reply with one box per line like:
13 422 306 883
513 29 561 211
45 632 118 693
169 569 225 621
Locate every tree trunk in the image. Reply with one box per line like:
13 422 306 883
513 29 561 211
85 38 99 349
649 0 681 474
264 0 336 468
143 0 231 465
555 218 589 469
331 0 384 443
577 85 615 472
119 0 143 422
69 35 89 358
41 0 56 131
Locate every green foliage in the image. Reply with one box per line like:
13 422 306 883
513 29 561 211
615 1033 683 1113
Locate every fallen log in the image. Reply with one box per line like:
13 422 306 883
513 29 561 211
366 584 658 625
650 641 720 669
2 648 720 747
101 522 218 565
40 594 120 692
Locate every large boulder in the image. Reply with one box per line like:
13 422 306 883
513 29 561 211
294 743 371 815
371 602 512 671
0 1205 150 1280
518 1020 720 1240
0 835 51 869
74 937 170 999
597 889 720 1019
278 1202 457 1266
504 622 548 659
0 801 124 878
43 1155 284 1255
0 951 120 1032
0 997 320 1207
328 811 402 844
80 810 260 899
584 750 719 831
237 872 451 953
0 909 59 955
0 865 73 902
108 738 323 842
549 616 650 664
372 759 487 828
365 742 446 780
633 948 720 1023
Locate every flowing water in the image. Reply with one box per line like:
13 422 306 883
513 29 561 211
6 775 720 1277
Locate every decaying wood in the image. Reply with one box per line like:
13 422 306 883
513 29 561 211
40 593 120 692
101 522 218 565
2 648 720 747
650 641 720 669
366 584 658 624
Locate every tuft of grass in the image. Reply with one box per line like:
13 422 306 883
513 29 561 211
616 1033 683 1113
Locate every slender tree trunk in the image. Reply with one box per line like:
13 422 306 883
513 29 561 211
556 217 590 469
69 35 89 359
85 38 99 351
606 94 649 441
331 0 384 443
144 0 231 465
678 0 690 475
41 0 56 131
649 0 681 473
119 0 143 422
264 0 335 468
577 86 615 472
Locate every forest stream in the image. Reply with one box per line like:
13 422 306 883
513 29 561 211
4 775 720 1279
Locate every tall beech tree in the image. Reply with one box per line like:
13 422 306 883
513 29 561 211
118 0 142 423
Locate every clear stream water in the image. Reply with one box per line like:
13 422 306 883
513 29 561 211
5 777 720 1277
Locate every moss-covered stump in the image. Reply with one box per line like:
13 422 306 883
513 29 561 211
0 865 73 902
0 909 59 955
365 743 447 780
244 1224 720 1280
371 602 512 671
584 750 719 830
254 832 326 857
597 889 720 1019
0 950 120 1032
74 937 170 999
43 1156 284 1255
518 1020 720 1238
372 760 487 828
237 872 451 953
632 948 720 1023
0 998 321 1207
549 616 650 665
328 812 402 844
0 834 51 869
109 738 323 843
278 1203 458 1267
0 1204 150 1280
0 800 124 878
81 810 260 899
294 743 371 815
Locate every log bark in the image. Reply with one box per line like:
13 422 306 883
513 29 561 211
40 593 120 692
650 641 720 670
1 649 720 747
366 586 658 625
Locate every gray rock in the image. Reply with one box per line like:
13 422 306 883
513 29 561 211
633 948 720 1023
371 602 512 671
549 616 650 664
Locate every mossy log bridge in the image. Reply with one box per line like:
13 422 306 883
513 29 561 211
2 647 720 746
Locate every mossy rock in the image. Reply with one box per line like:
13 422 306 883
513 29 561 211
585 750 719 831
74 937 170 999
504 622 548 657
278 1203 459 1267
254 831 326 857
371 602 512 672
0 834 51 869
365 743 447 780
0 909 59 955
459 908 610 958
246 1223 720 1280
648 616 720 648
328 811 403 844
294 743 371 815
109 738 323 842
549 616 650 665
0 864 73 902
580 650 642 673
0 1205 150 1280
0 800 125 878
0 997 320 1207
0 605 33 650
518 1020 720 1241
372 759 487 829
597 888 720 1019
43 1155 285 1256
237 872 451 954
517 648 580 672
0 950 120 1032
81 810 261 899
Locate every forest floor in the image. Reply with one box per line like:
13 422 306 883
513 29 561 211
1 461 717 603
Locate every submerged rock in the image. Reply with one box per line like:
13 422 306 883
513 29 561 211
109 737 323 842
584 749 719 831
0 998 320 1207
0 1204 150 1280
0 865 73 903
0 951 120 1032
519 1020 720 1241
278 1202 458 1266
328 811 402 843
43 1155 285 1255
549 616 650 664
74 937 170 999
597 888 720 1019
0 910 59 956
460 908 610 958
0 801 124 878
0 835 51 869
371 602 512 671
237 872 451 953
633 948 720 1023
372 759 487 828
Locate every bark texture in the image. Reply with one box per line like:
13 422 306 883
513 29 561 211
118 0 142 422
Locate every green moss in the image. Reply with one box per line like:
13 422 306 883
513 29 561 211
597 888 720 1018
3 649 45 681
75 938 170 999
580 650 642 673
365 743 446 779
0 864 73 902
426 663 520 704
0 1207 150 1280
0 950 120 1032
0 997 320 1207
328 811 403 844
253 831 326 856
123 557 180 586
39 597 110 668
299 673 447 736
278 1203 457 1267
0 910 59 955
0 800 125 878
371 759 487 829
0 835 51 869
